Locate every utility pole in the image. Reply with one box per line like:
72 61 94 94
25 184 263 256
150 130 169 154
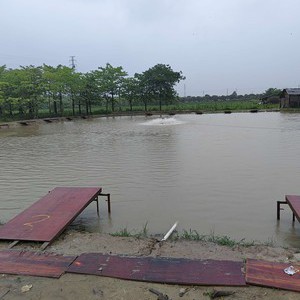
184 84 186 97
69 56 76 69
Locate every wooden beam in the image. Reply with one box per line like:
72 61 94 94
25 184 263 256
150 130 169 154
41 242 50 250
8 241 19 249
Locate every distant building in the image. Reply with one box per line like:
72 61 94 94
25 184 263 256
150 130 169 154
280 88 300 108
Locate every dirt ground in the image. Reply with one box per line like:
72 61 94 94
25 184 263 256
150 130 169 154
1 230 300 300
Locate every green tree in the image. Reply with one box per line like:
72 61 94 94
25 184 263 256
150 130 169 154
141 64 185 111
0 67 40 118
0 66 7 116
42 64 77 116
134 72 152 111
94 63 127 112
19 65 44 118
121 77 139 111
79 72 101 115
264 88 281 97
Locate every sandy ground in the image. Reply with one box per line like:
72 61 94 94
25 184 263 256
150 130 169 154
1 230 300 300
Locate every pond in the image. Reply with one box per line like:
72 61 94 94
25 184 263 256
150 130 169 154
1 112 300 247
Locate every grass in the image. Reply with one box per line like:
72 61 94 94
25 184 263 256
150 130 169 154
176 229 257 247
110 225 260 248
110 227 132 237
110 222 149 239
262 237 276 247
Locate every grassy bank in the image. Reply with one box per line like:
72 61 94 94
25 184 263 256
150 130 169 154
109 225 275 248
0 100 279 123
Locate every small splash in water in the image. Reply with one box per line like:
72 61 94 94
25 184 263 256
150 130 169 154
141 117 184 126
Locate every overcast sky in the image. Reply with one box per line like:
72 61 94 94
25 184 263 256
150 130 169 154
0 0 299 96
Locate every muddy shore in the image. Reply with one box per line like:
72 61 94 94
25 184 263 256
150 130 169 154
0 230 300 299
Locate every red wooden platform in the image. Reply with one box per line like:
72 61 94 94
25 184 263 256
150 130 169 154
277 195 300 222
0 187 103 244
0 250 76 278
286 195 300 222
246 259 300 292
67 253 246 286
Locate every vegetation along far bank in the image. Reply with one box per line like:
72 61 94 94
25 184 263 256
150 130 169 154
0 63 285 123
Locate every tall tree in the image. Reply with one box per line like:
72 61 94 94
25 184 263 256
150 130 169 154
134 72 152 112
19 65 44 118
94 63 127 112
0 67 42 118
79 72 100 115
121 77 139 111
0 66 7 116
141 64 185 111
42 64 76 116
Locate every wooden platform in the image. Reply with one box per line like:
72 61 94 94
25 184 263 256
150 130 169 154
246 259 300 292
67 253 246 286
0 250 76 278
0 187 107 246
277 195 300 222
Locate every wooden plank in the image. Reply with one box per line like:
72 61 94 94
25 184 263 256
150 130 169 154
246 259 300 292
286 195 300 222
0 250 76 278
0 187 102 243
67 253 246 286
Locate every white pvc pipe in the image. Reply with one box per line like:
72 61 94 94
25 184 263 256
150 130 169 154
161 222 178 241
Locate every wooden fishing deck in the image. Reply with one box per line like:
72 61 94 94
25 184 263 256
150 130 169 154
0 187 110 249
277 195 300 222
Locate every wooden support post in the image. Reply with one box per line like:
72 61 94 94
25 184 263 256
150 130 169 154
96 198 99 217
107 193 111 214
99 193 111 214
41 242 50 250
8 241 19 249
293 213 296 222
277 201 287 220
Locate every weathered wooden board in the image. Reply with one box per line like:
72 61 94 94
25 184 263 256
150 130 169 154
286 195 300 222
67 253 246 286
0 250 76 278
0 187 102 242
246 259 300 292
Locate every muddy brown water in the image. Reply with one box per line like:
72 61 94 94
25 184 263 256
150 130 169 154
1 112 300 247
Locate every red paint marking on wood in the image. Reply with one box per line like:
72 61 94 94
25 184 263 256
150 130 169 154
0 187 102 242
246 259 300 292
67 253 246 286
0 250 76 278
286 195 300 222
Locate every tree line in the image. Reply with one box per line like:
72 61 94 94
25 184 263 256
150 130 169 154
0 63 185 120
181 88 282 103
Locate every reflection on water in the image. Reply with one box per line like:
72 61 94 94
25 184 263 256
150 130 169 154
1 112 300 247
